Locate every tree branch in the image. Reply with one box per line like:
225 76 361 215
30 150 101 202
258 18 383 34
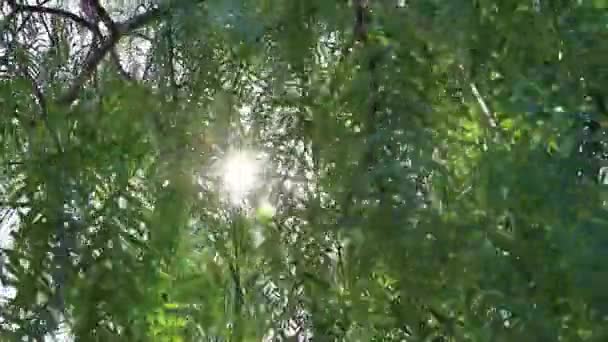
57 7 166 105
12 4 99 34
0 200 30 208
117 7 164 34
10 3 169 105
90 0 116 36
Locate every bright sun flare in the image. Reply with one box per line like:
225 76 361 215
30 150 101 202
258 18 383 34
221 151 260 204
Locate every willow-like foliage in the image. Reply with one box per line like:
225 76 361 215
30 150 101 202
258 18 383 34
1 0 608 341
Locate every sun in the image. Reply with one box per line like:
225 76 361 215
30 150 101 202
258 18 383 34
220 150 261 204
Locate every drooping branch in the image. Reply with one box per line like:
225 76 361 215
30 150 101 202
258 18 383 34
7 2 166 104
86 1 135 81
353 0 370 43
3 6 64 152
12 4 99 34
58 33 119 104
19 62 64 152
340 0 380 223
57 7 166 105
117 6 164 34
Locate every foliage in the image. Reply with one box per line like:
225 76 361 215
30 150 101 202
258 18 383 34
1 0 608 341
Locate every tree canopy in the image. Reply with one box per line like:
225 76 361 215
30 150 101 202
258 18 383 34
1 0 608 341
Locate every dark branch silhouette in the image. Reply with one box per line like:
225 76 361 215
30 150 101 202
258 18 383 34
57 7 165 105
8 2 167 105
13 4 99 34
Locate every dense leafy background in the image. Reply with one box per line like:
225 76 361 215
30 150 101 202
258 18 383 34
1 0 608 341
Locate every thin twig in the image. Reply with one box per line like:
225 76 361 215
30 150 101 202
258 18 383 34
457 64 501 130
14 47 64 152
1 10 63 150
469 82 498 128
